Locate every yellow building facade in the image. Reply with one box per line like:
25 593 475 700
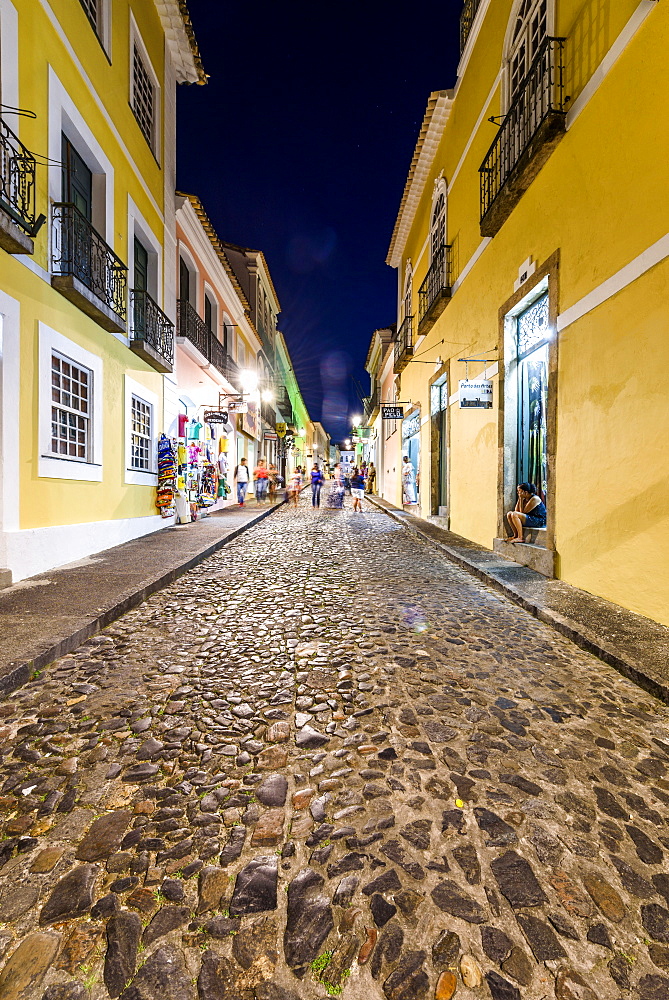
386 0 669 624
0 0 205 582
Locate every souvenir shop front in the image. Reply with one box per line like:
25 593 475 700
156 407 236 524
236 403 259 496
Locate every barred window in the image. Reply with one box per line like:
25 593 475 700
78 0 103 36
130 395 152 471
51 352 91 461
133 45 155 148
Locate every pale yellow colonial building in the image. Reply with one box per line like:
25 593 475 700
0 0 205 583
384 0 669 625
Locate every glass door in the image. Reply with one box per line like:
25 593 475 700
516 293 549 499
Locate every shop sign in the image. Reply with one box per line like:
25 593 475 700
402 410 421 440
228 400 248 413
459 380 493 409
203 410 230 424
264 431 278 440
275 422 287 438
382 405 404 420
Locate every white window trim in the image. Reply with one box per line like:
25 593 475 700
129 12 161 162
501 0 555 115
429 177 448 261
124 375 158 486
48 65 114 246
38 323 103 482
128 194 162 305
177 243 199 311
77 0 112 55
0 0 19 115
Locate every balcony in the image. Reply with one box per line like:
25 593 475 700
418 243 452 336
460 0 483 54
261 400 276 426
130 290 174 373
177 298 241 389
364 387 380 422
479 37 567 238
51 203 127 332
393 315 414 374
0 118 45 254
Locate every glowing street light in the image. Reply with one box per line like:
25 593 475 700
261 389 274 403
240 369 258 393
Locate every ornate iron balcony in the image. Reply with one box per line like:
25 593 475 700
177 298 209 358
178 298 242 389
364 387 380 420
130 290 174 373
418 243 452 334
393 315 414 375
479 37 567 236
460 0 483 53
0 117 45 251
51 203 127 331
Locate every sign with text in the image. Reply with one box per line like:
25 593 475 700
203 410 230 424
459 379 493 409
264 431 278 441
275 422 287 438
382 405 404 420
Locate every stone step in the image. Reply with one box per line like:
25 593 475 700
492 537 555 577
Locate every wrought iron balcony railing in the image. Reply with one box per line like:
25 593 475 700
0 117 45 241
178 298 209 357
460 0 483 53
479 37 566 235
364 387 379 419
51 203 127 327
178 298 242 388
130 290 174 372
418 243 452 333
393 315 414 374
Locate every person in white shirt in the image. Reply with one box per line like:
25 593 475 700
234 457 250 506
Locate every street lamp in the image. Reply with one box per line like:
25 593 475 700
261 389 274 403
240 369 258 393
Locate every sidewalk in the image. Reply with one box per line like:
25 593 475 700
367 494 669 704
0 499 284 697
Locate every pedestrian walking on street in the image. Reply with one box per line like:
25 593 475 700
287 467 303 508
234 457 250 506
311 463 324 507
402 455 417 505
254 459 269 505
325 463 345 509
505 482 546 542
350 467 365 512
268 463 278 501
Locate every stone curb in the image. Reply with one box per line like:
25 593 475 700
0 499 287 698
366 495 669 705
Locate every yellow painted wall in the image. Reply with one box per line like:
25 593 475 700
5 0 171 531
394 1 669 622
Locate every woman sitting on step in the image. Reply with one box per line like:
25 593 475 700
505 482 546 543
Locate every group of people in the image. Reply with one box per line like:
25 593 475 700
232 457 379 512
233 458 285 506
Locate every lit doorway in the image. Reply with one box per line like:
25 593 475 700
516 292 549 499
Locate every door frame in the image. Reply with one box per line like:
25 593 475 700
497 249 559 551
429 362 450 518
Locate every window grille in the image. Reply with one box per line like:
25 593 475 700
430 381 448 416
130 395 152 471
517 292 550 357
133 45 155 148
430 194 446 261
78 0 103 36
51 352 91 461
509 0 548 104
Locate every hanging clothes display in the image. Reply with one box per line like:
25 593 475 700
156 435 177 518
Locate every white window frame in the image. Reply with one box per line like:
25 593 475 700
129 14 161 161
128 195 161 304
76 0 111 54
402 262 413 321
430 179 448 262
0 0 19 116
38 323 103 482
502 0 554 114
124 375 158 485
48 67 114 246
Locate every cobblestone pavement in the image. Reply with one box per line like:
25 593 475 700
1 497 669 1000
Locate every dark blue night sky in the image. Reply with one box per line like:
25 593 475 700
177 1 461 440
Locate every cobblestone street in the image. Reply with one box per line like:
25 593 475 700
2 497 669 1000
